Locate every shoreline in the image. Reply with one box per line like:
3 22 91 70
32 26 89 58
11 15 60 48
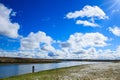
1 62 120 80
1 57 120 64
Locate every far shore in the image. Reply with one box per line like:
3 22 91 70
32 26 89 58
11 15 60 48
1 57 120 64
1 62 120 80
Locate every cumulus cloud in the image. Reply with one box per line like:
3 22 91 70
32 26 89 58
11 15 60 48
1 46 120 59
66 5 108 27
60 32 108 51
17 31 56 58
76 20 99 27
0 3 20 38
67 32 108 50
57 32 110 59
66 5 108 19
1 30 120 59
1 3 120 59
0 30 119 59
41 44 56 52
60 42 71 48
0 50 52 58
109 26 120 36
54 46 120 59
63 46 120 59
20 31 53 50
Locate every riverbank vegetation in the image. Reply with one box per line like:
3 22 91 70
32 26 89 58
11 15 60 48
1 62 120 80
0 57 60 63
0 57 120 63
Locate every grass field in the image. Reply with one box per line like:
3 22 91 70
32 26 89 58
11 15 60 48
1 62 120 80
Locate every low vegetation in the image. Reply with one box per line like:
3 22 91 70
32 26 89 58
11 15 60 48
0 57 120 63
0 57 60 63
1 62 120 80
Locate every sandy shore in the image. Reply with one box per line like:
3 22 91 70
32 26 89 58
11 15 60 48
1 62 120 80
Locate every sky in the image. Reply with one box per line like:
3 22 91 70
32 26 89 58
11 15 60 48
0 0 120 59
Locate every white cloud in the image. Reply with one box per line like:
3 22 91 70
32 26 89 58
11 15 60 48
54 46 120 59
66 5 108 27
1 46 120 59
1 3 120 59
20 31 53 50
66 5 108 19
63 47 120 59
0 50 52 58
109 26 120 36
11 12 16 16
60 42 71 48
41 44 56 52
0 3 20 38
18 50 52 58
76 20 99 27
58 32 110 59
112 9 119 13
67 32 108 51
1 36 120 59
0 50 19 57
19 32 109 59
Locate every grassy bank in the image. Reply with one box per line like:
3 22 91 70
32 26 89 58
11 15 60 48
1 62 120 80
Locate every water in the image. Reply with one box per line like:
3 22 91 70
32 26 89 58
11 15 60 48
0 61 96 78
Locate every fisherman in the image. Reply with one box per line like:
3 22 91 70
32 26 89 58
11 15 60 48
32 66 35 73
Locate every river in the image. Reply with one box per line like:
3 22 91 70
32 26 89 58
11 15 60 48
0 61 96 78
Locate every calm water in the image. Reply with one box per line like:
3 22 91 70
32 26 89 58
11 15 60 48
0 61 96 78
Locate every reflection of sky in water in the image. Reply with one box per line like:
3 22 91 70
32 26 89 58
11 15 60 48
0 64 19 78
0 62 97 78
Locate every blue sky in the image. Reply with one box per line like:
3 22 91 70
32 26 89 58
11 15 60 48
0 0 120 59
